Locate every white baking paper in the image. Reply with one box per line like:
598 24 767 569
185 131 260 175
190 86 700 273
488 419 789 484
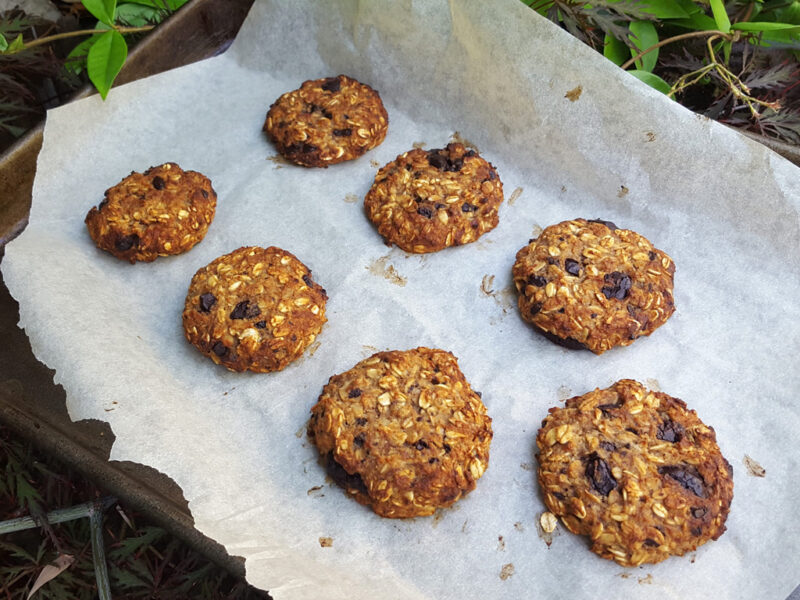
3 1 800 598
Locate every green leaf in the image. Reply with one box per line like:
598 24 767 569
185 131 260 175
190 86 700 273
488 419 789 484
7 33 24 54
121 0 188 9
115 3 161 26
709 0 731 32
109 526 165 560
670 13 719 30
82 0 118 26
0 34 8 52
604 32 630 65
672 0 703 15
629 20 659 72
639 0 690 19
87 30 127 99
629 69 672 94
65 35 100 75
732 21 800 33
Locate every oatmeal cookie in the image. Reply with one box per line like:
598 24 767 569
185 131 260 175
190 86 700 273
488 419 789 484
512 218 675 353
85 163 216 263
537 379 733 566
182 246 327 372
263 75 388 167
309 347 492 518
364 143 503 253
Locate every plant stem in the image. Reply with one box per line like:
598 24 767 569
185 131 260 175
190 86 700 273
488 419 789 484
0 496 116 534
88 502 112 600
13 26 154 52
620 30 730 70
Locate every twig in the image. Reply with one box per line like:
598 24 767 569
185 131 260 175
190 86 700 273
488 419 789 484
9 26 154 53
620 30 730 70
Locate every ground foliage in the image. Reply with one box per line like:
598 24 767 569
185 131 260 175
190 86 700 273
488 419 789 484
524 0 800 144
0 427 270 599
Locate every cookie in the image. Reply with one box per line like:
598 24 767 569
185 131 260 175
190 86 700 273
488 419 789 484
364 143 503 253
85 163 216 263
512 218 675 353
182 246 327 373
309 347 492 518
537 379 733 566
263 75 388 167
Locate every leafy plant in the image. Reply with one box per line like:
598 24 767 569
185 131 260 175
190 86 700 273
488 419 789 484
0 0 188 100
522 0 800 144
0 427 270 599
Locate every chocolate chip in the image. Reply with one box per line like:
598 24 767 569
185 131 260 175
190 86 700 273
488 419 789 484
353 433 365 447
322 110 333 120
435 203 446 210
602 271 632 300
530 302 542 316
597 399 623 415
98 197 109 210
201 189 209 199
626 427 639 435
348 388 362 398
488 170 496 180
552 491 565 500
657 419 685 443
414 440 429 450
464 149 476 158
588 218 619 231
321 77 341 92
428 457 439 464
445 157 463 172
528 275 546 287
691 506 707 519
427 151 448 170
198 292 217 313
230 300 261 320
333 128 352 137
326 454 368 495
585 453 617 496
414 195 423 203
643 538 659 547
691 526 703 536
417 206 433 219
115 234 139 251
152 176 165 190
212 341 227 357
443 443 451 453
564 258 581 276
355 417 367 426
546 257 559 265
431 377 439 385
302 274 313 287
287 142 318 155
475 391 482 398
658 465 706 497
254 320 266 329
461 202 477 213
648 251 656 261
599 441 616 452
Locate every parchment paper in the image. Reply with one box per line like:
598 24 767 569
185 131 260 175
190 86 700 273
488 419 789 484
3 1 800 598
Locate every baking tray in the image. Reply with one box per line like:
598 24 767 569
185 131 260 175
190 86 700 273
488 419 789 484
0 0 254 579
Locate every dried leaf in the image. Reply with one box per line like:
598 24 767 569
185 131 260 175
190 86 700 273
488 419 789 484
26 554 74 599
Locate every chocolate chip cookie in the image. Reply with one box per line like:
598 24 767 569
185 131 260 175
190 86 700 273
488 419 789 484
309 347 492 518
264 75 388 167
537 379 733 566
512 218 675 353
182 246 327 372
85 163 216 263
364 143 504 253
